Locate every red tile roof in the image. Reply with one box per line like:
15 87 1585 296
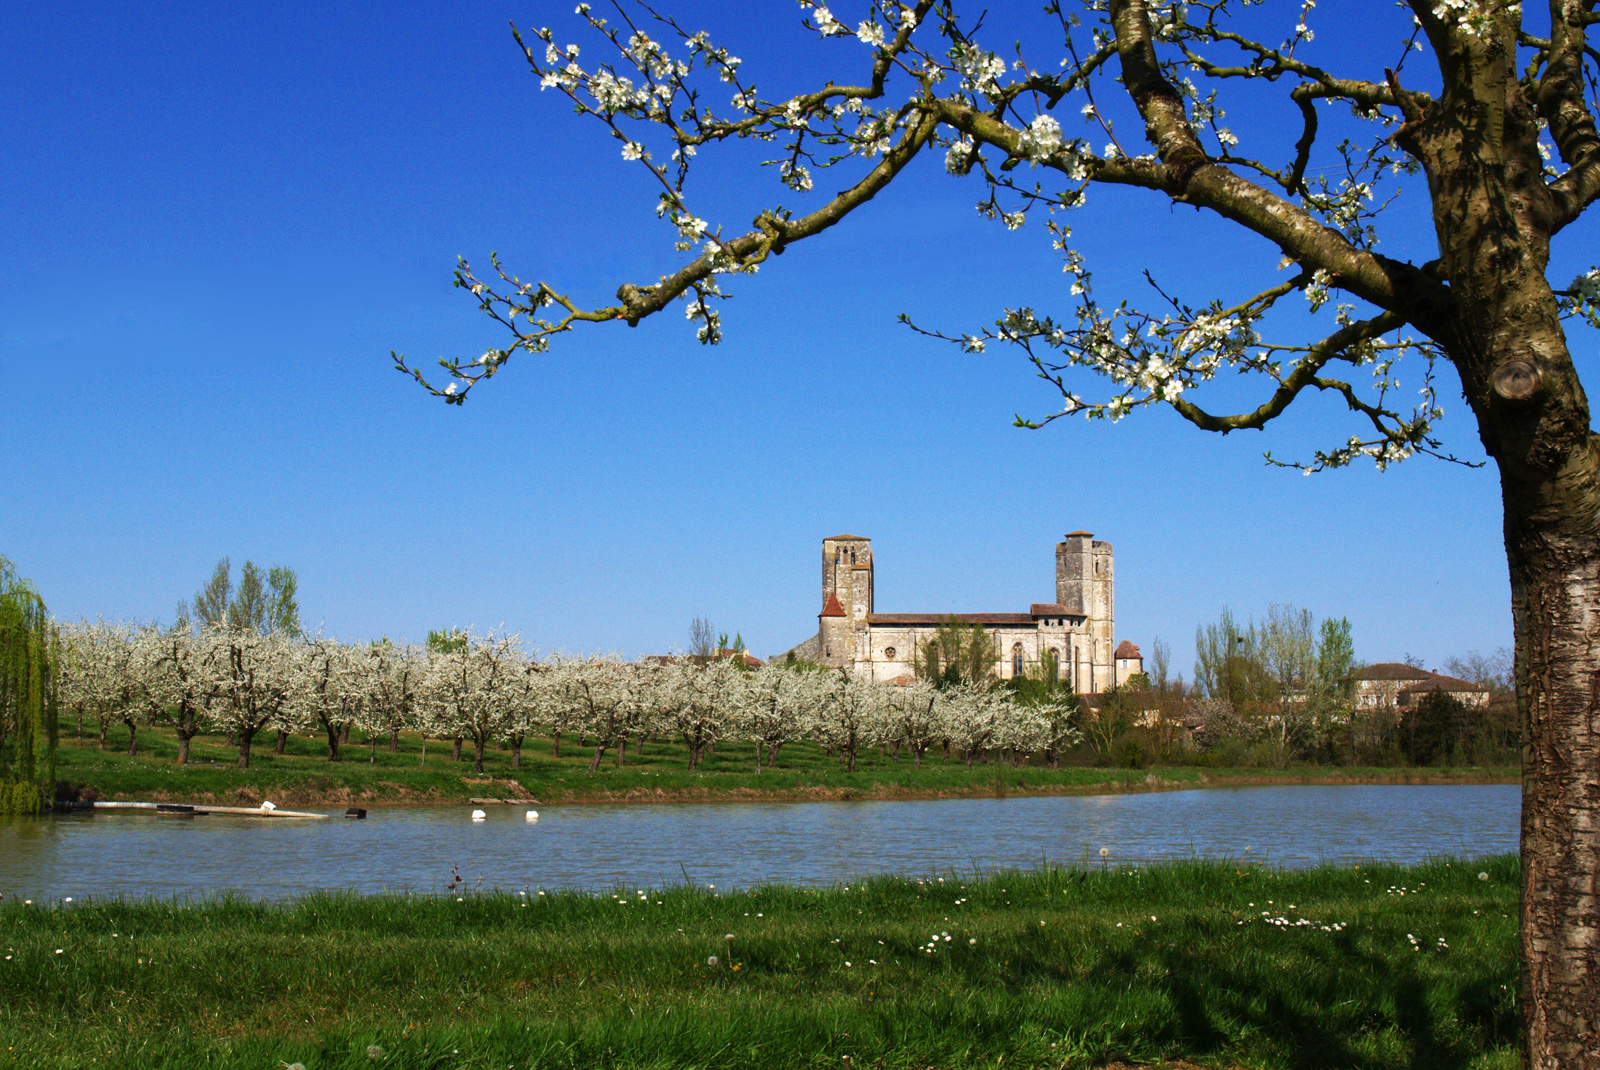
1031 602 1085 617
1114 640 1142 660
820 593 846 618
867 613 1036 626
826 534 869 541
1352 662 1438 682
1063 530 1094 537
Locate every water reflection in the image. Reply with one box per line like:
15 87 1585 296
0 784 1518 901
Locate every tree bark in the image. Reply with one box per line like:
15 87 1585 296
274 729 288 755
390 727 401 753
473 737 486 774
452 736 463 762
237 728 256 769
552 728 561 758
122 717 138 757
324 721 342 762
1504 447 1600 1068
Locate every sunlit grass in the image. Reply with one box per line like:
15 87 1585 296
52 724 1518 808
0 857 1519 1069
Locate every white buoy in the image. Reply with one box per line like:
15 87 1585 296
260 800 277 812
471 809 487 821
525 810 539 822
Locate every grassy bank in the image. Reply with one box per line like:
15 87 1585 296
0 857 1519 1070
52 725 1520 808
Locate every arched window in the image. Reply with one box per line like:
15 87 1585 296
850 550 857 564
1050 648 1062 680
1012 643 1025 678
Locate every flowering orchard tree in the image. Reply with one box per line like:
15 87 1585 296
420 631 524 774
806 672 890 772
392 1 1600 1058
735 662 820 770
59 621 140 754
663 657 740 769
303 637 364 762
134 624 218 765
550 654 636 770
210 631 305 769
361 640 421 754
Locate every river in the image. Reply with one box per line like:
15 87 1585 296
0 783 1518 901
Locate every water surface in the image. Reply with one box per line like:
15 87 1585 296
0 784 1517 901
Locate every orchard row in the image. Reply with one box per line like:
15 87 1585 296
55 623 1080 773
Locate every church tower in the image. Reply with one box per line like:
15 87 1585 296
819 534 872 668
1056 531 1114 692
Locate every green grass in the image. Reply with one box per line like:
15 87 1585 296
0 857 1519 1070
52 724 1521 808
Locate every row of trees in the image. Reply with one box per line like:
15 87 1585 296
57 622 1082 773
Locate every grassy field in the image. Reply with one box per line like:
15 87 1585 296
51 724 1521 808
0 857 1519 1070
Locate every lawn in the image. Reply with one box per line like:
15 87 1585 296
0 857 1519 1069
51 724 1520 808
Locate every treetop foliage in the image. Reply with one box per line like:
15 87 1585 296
180 558 300 638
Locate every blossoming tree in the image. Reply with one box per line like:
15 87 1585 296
392 1 1600 1058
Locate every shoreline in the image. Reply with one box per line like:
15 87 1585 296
57 766 1520 810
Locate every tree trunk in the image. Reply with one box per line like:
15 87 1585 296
1504 453 1600 1068
617 735 627 767
325 722 341 762
473 737 486 774
122 718 138 756
97 717 108 749
390 727 401 753
589 745 608 772
237 728 256 769
452 736 463 762
552 728 561 758
768 741 782 768
275 729 288 755
510 735 523 770
178 731 193 765
340 721 351 745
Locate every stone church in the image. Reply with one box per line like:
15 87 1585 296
785 532 1122 691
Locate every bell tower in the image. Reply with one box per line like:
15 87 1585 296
819 534 872 668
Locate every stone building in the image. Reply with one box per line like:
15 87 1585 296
1348 663 1491 709
784 532 1117 690
1113 640 1145 687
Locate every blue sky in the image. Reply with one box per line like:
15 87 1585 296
6 0 1586 676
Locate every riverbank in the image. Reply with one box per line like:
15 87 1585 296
51 727 1520 808
0 857 1519 1070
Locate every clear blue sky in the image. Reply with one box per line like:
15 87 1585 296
6 0 1587 676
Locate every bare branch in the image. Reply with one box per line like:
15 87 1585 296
1540 0 1600 229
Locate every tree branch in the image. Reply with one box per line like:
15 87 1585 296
1168 310 1409 432
1540 0 1600 229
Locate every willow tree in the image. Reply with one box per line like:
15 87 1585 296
0 558 58 815
394 2 1600 1062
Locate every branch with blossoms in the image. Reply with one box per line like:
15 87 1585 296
903 258 1474 472
396 0 1600 470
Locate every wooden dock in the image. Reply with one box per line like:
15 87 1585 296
56 800 331 819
